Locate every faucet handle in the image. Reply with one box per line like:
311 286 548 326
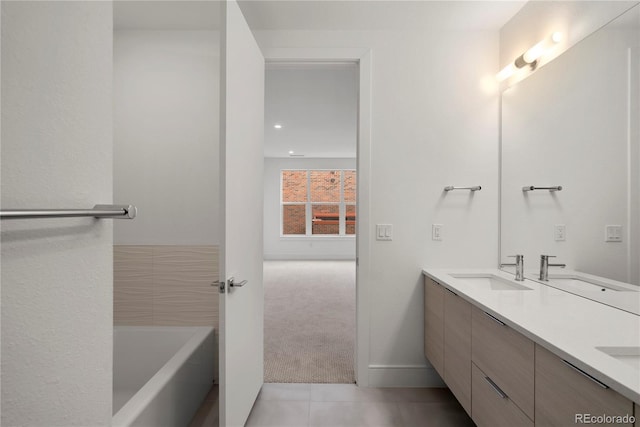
508 254 524 258
541 255 556 259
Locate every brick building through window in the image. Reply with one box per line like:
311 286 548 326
282 169 356 236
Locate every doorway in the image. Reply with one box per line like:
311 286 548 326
263 62 358 383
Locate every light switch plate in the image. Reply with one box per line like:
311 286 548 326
376 224 393 241
605 225 623 242
432 224 443 241
554 224 566 241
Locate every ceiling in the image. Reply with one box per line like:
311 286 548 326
239 1 526 31
265 63 358 158
114 1 525 32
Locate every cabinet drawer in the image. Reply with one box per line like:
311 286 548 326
424 277 444 376
535 344 634 427
444 289 471 416
471 305 534 419
471 362 533 427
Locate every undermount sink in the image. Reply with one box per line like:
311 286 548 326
548 276 639 293
595 346 640 371
450 273 533 291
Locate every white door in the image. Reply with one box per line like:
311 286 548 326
219 1 265 426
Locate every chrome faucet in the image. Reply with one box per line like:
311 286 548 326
501 254 524 281
539 255 566 281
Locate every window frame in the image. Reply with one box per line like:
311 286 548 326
280 168 356 238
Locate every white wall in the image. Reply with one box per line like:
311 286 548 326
1 2 113 425
264 157 357 260
114 30 219 245
255 29 500 386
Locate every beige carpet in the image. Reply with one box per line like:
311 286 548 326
264 260 355 383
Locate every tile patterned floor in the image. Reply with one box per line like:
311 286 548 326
189 383 475 427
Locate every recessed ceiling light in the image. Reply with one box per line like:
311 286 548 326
274 124 282 129
288 150 294 154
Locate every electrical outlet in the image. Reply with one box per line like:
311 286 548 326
432 224 443 241
554 224 566 241
605 225 623 242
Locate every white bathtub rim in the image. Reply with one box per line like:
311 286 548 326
112 326 215 427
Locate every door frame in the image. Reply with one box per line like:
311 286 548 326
263 48 372 386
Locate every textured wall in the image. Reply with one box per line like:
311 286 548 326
1 2 113 425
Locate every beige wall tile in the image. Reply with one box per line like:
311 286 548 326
114 245 219 328
114 246 153 325
153 246 219 327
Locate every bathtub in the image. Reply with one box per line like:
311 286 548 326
112 326 216 427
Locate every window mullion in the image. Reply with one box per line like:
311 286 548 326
306 170 312 236
339 170 345 235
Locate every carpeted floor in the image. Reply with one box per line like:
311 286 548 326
263 260 355 384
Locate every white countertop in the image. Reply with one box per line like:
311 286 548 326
422 268 640 405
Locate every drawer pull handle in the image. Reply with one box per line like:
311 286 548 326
561 360 609 389
484 376 508 399
445 288 458 296
483 311 506 326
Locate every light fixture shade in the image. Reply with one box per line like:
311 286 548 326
523 41 546 64
498 32 563 81
496 63 516 81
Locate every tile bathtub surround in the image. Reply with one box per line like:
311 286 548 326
114 245 219 327
189 383 473 427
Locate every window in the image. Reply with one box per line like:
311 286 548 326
281 169 356 236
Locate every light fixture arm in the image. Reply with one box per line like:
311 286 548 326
514 54 535 69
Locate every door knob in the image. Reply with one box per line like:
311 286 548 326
228 277 248 288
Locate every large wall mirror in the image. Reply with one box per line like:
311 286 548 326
500 4 640 287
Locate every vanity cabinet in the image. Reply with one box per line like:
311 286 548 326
443 288 472 415
424 277 473 416
471 305 535 420
423 275 638 427
471 362 534 427
424 277 444 376
535 344 634 427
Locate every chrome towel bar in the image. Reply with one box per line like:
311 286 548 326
444 186 482 191
522 186 562 192
0 204 137 220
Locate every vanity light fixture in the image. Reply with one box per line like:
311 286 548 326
496 32 563 82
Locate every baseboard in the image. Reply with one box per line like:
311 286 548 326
367 364 446 388
263 253 356 261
